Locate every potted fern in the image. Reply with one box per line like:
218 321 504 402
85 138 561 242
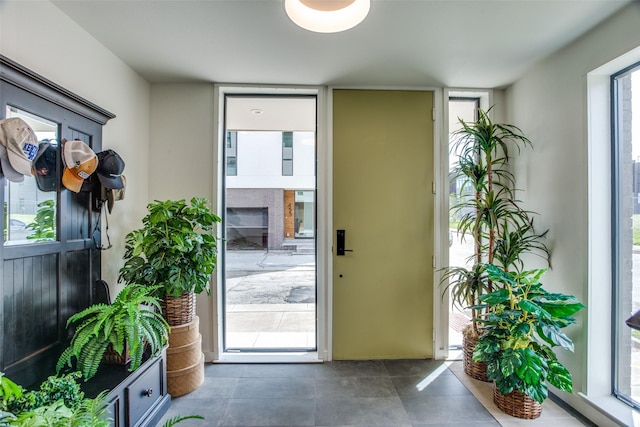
56 284 169 381
118 198 221 326
473 264 584 419
442 107 550 381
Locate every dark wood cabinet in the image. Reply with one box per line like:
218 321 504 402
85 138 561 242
0 56 169 426
84 349 171 427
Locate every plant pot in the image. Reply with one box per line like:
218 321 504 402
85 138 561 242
103 343 131 366
493 384 543 419
462 325 489 382
167 353 204 397
161 292 196 326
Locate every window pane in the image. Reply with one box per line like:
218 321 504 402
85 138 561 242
3 106 58 245
614 64 640 407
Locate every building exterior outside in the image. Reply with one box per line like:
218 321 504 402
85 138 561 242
225 130 315 250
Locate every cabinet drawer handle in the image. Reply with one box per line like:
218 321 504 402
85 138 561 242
142 388 153 397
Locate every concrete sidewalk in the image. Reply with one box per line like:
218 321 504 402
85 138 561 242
224 250 316 349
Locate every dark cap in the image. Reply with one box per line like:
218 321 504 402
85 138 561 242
32 141 58 192
96 149 125 189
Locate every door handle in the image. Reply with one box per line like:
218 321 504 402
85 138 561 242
336 229 353 256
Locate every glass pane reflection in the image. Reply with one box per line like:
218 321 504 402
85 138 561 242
3 107 57 244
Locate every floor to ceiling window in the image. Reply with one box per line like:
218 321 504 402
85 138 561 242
612 62 640 408
222 95 317 354
447 97 479 349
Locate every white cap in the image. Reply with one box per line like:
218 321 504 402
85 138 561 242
0 118 38 177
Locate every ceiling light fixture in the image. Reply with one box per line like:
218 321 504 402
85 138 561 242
284 0 370 34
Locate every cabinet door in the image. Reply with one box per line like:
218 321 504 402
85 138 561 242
0 57 112 386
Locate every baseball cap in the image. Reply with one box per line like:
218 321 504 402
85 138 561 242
62 139 98 193
107 175 126 213
32 141 58 192
96 149 125 189
0 117 38 177
0 144 25 182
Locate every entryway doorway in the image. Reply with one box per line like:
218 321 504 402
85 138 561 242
332 89 435 359
220 94 318 355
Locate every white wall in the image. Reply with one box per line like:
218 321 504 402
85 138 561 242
0 0 151 293
506 3 640 425
148 83 218 359
227 131 315 189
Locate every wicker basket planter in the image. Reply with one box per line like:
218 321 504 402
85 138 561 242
103 343 131 365
161 292 196 326
169 315 200 347
167 334 202 371
167 353 205 397
462 325 488 382
493 384 543 419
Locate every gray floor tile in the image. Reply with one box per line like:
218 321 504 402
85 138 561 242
232 376 315 398
402 395 497 424
155 361 581 426
315 376 397 398
413 423 500 427
383 359 451 377
392 374 472 397
204 362 247 378
314 360 387 378
219 398 315 426
156 397 227 426
182 377 238 398
240 362 318 378
315 396 410 426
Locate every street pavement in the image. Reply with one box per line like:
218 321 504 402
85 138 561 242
224 250 316 304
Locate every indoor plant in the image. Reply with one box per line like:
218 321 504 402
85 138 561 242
472 264 584 418
441 107 550 381
56 284 169 381
0 371 110 427
118 197 221 326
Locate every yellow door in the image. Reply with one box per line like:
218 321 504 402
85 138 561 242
332 89 434 359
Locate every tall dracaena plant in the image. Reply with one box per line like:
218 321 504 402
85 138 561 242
444 107 548 335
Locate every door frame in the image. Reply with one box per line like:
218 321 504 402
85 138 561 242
212 84 329 363
210 84 447 362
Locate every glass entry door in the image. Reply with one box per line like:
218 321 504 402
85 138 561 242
222 95 317 352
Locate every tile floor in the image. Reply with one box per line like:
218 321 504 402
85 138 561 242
156 359 591 427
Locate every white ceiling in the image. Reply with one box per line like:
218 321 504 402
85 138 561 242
51 0 632 88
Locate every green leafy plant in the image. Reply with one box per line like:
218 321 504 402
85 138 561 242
442 107 550 335
3 372 84 415
0 372 110 427
11 390 110 427
161 415 205 426
56 284 169 381
25 200 55 241
472 264 585 404
0 373 22 402
118 198 221 298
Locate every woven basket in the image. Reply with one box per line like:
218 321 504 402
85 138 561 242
493 385 543 419
169 316 200 347
167 353 204 397
462 328 489 382
161 292 196 326
167 334 202 371
103 343 131 365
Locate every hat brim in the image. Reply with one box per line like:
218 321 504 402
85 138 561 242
0 155 24 182
62 168 84 193
97 173 124 190
34 172 57 192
